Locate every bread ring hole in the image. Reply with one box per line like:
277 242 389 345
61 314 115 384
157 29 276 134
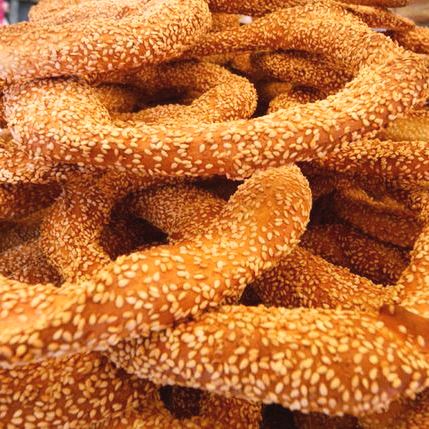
101 205 168 260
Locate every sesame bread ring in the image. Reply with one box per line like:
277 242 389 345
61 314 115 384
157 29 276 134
315 139 429 189
39 172 157 283
393 26 429 55
108 62 257 125
251 51 351 95
333 187 422 248
111 190 429 419
251 245 395 312
0 165 311 366
381 108 429 143
301 223 409 285
6 4 427 179
108 304 429 417
0 0 211 82
0 351 153 428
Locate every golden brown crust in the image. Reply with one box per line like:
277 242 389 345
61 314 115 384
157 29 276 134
394 27 429 55
381 108 429 143
108 304 429 417
251 246 395 312
5 5 427 179
0 0 212 82
252 51 351 94
0 352 153 428
333 187 422 248
0 166 311 365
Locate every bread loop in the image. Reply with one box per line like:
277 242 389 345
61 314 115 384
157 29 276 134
0 165 311 366
5 4 427 179
0 0 211 82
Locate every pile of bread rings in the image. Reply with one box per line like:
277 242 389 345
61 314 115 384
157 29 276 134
0 0 428 427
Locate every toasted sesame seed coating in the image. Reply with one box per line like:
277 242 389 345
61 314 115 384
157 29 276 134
0 0 428 425
315 138 429 188
393 26 429 55
294 411 359 429
210 12 241 32
121 384 246 428
0 239 61 285
38 171 171 283
5 5 427 179
392 192 429 318
256 81 294 103
141 389 262 429
268 86 323 113
340 4 415 31
0 182 60 221
0 216 41 254
199 391 262 428
127 183 226 241
251 246 395 311
0 165 311 365
0 351 153 428
108 304 429 416
360 388 429 429
381 108 429 143
251 50 351 94
0 0 212 82
340 0 408 6
206 0 313 16
109 61 257 125
208 0 410 15
333 187 422 248
0 130 97 184
302 223 409 284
